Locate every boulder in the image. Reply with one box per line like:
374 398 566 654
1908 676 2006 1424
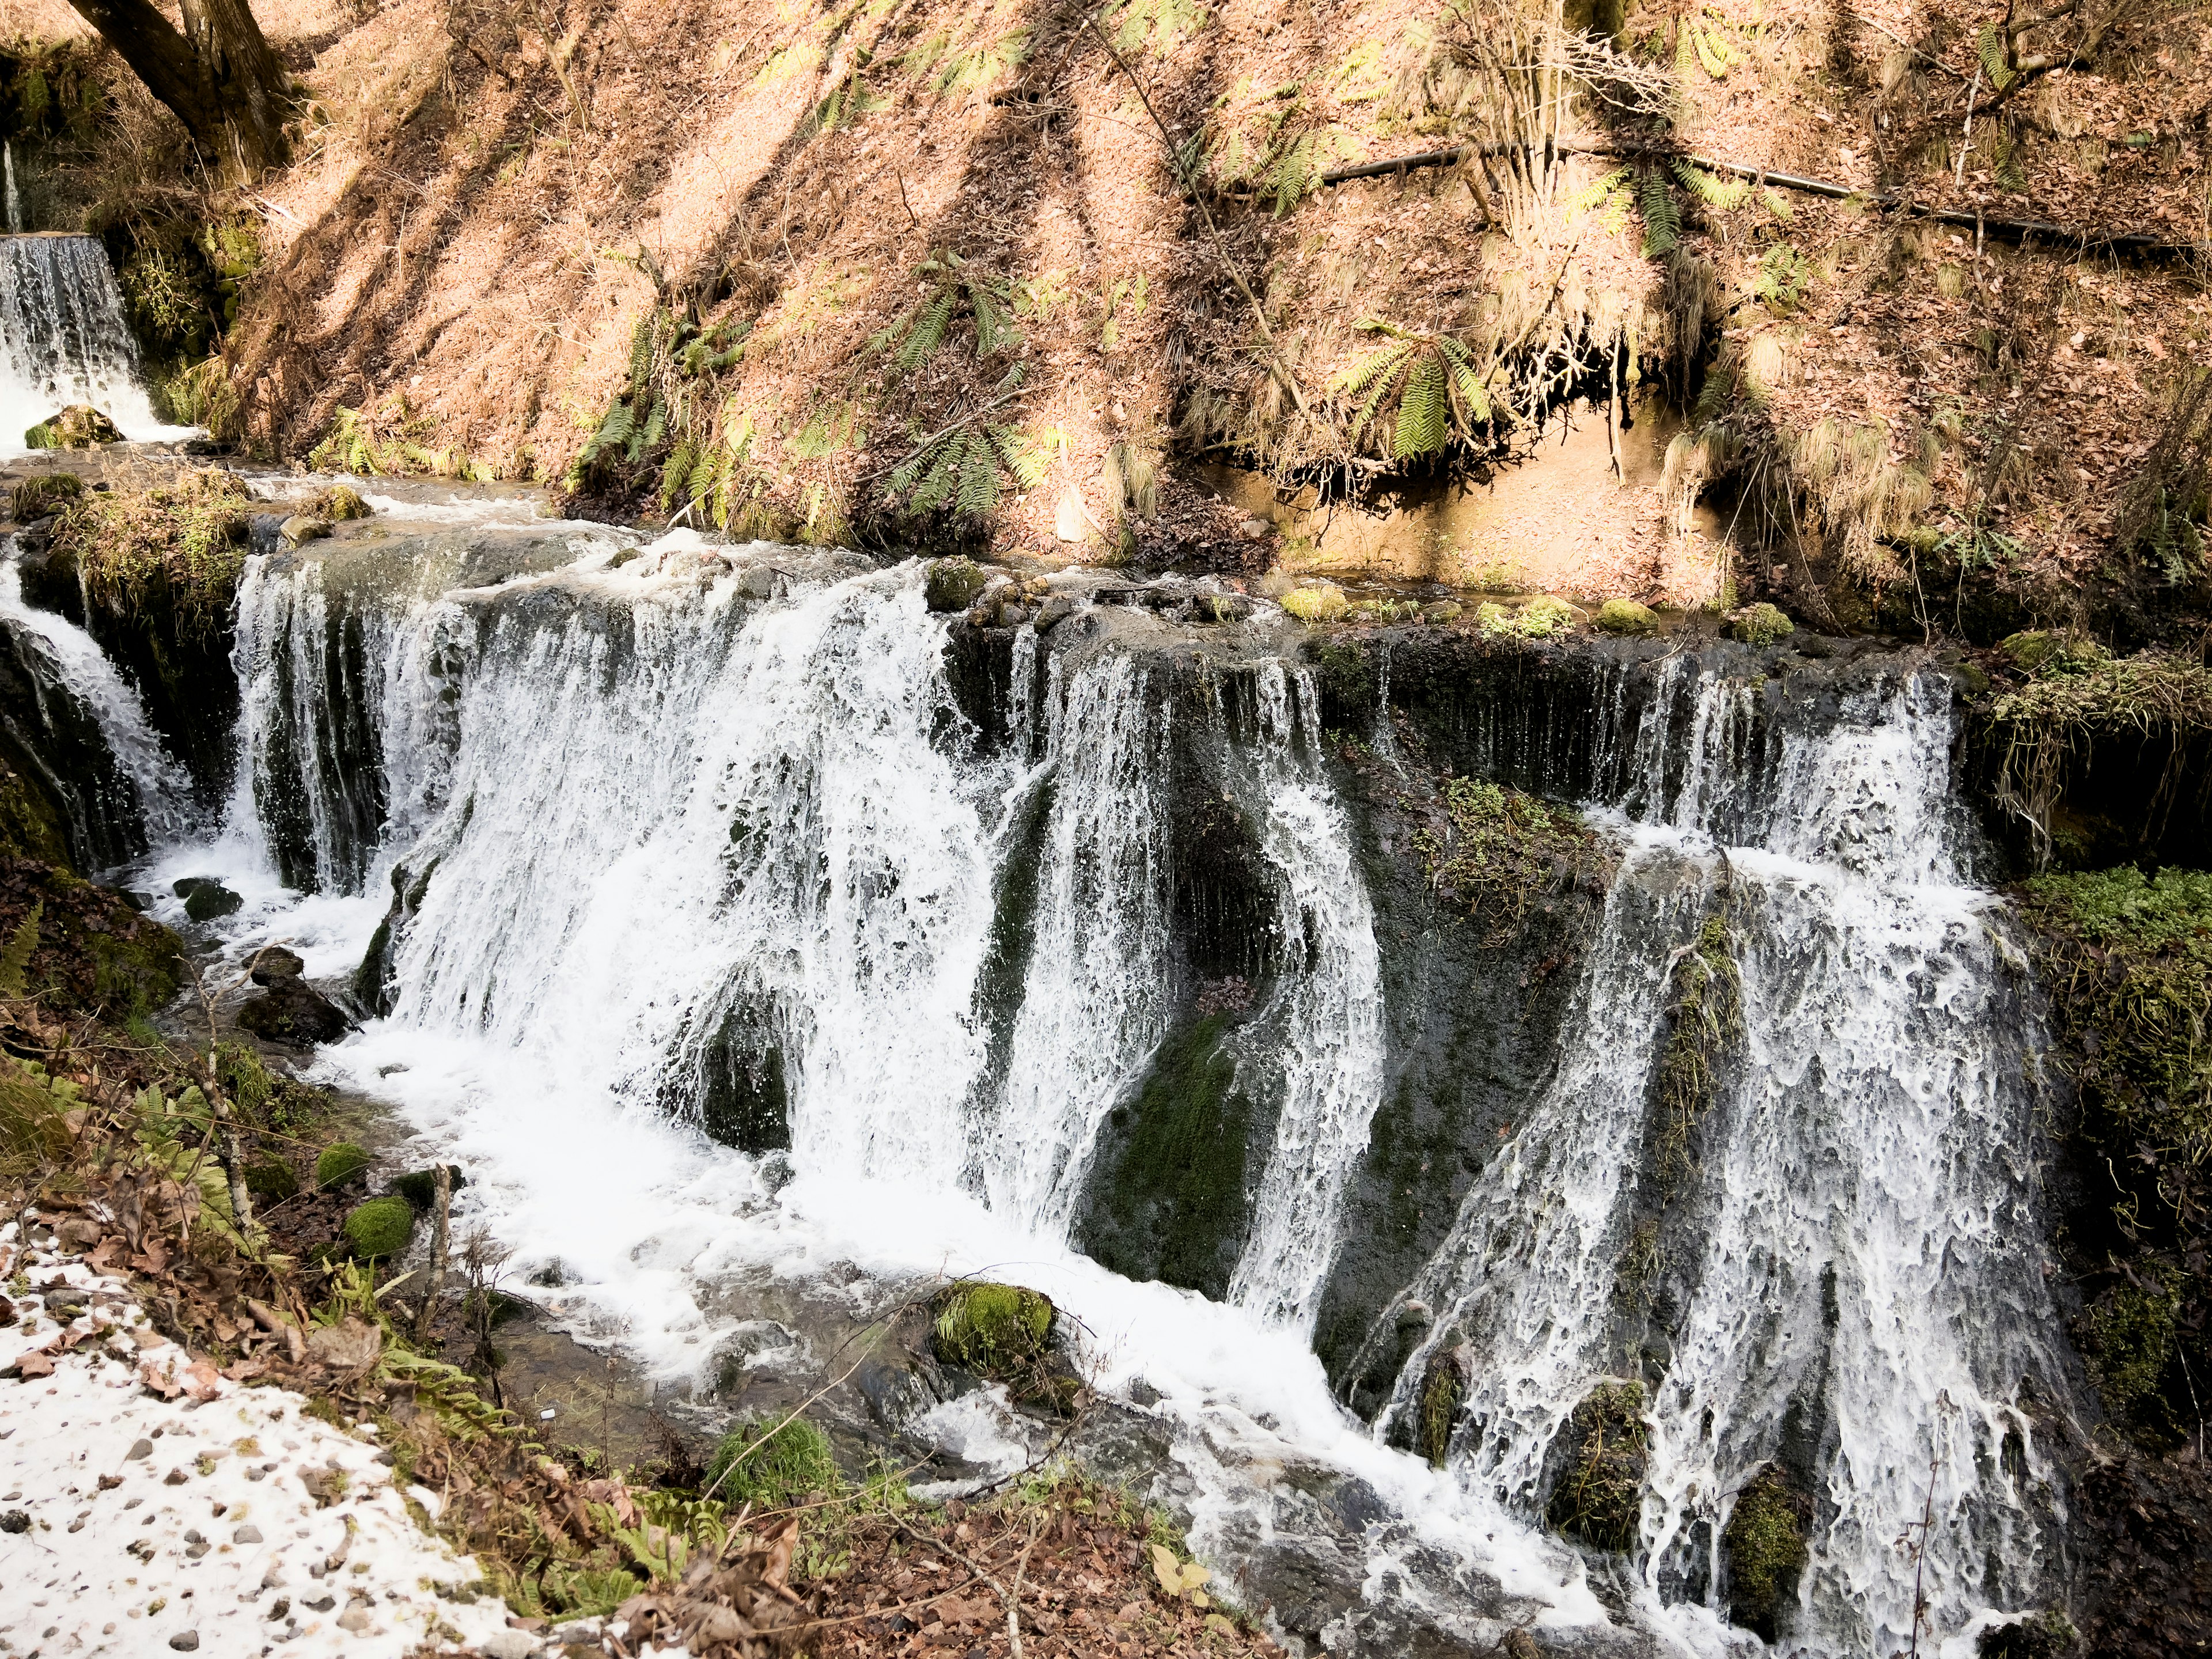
1033 592 1080 632
24 406 122 450
1596 599 1661 637
923 556 991 613
172 878 243 922
247 944 304 984
1281 584 1348 623
930 1280 1079 1410
392 1165 467 1210
1726 603 1795 647
238 976 349 1046
278 516 331 550
302 484 370 521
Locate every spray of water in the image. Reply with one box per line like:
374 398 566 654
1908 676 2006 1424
0 235 184 452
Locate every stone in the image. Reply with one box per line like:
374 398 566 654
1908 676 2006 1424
166 1634 199 1653
1033 593 1080 633
336 1607 371 1633
1725 602 1795 647
237 977 350 1046
126 1438 153 1460
181 881 244 923
923 557 991 613
1192 593 1252 624
1239 517 1271 539
1594 598 1661 637
278 516 333 550
480 1631 539 1659
25 405 122 450
303 485 370 521
233 1525 263 1544
1054 487 1089 543
994 602 1029 628
247 945 304 984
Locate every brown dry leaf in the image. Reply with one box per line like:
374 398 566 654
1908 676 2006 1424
183 1361 223 1401
138 1359 183 1399
305 1317 383 1372
16 1349 55 1378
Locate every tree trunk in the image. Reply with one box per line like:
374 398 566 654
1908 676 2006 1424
66 0 290 182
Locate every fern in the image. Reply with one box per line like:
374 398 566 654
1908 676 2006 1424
1763 187 1793 219
990 425 1048 488
1692 16 1733 78
583 402 636 466
1640 169 1681 255
954 430 1000 519
632 396 668 464
1976 24 2014 90
1566 167 1630 217
1675 16 1696 78
1395 353 1449 459
660 442 696 512
0 902 40 999
1672 159 1751 211
971 285 1018 358
1269 134 1315 217
627 317 656 402
1334 322 1491 459
896 289 957 374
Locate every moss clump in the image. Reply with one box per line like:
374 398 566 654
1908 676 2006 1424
1422 599 1463 623
1976 1611 2078 1659
392 1165 467 1210
1415 1344 1469 1467
0 760 70 867
0 857 181 1017
1595 598 1661 637
1997 630 2107 674
923 556 991 613
25 405 120 450
48 468 253 641
1726 603 1794 646
705 1413 840 1509
1420 778 1603 945
303 484 370 520
2081 1277 2182 1424
342 1194 415 1259
243 1157 298 1201
1721 1468 1808 1641
1544 1382 1649 1552
1281 583 1349 623
11 472 83 522
1477 594 1574 639
315 1140 371 1188
931 1280 1058 1396
1655 913 1741 1190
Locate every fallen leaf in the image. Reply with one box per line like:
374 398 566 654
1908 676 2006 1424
183 1361 222 1401
139 1359 184 1400
222 1357 269 1383
305 1317 382 1372
16 1349 55 1378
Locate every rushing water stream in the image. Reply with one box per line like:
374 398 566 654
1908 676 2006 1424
0 513 2077 1659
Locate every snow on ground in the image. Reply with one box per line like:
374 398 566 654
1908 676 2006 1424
0 1215 518 1658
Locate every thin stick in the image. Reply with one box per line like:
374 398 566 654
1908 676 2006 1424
412 1162 451 1346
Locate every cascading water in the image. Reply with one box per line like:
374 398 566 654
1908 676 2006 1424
18 513 2078 1659
0 233 176 451
1380 661 2069 1655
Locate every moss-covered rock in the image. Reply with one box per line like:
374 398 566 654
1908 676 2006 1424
1415 1343 1469 1467
1422 600 1463 624
1726 603 1795 647
1721 1467 1809 1640
342 1194 414 1259
1976 1610 2079 1659
10 472 82 522
49 467 252 641
931 1281 1070 1406
706 1413 839 1508
392 1165 467 1210
237 976 349 1046
1544 1381 1649 1552
1655 913 1741 1190
1421 779 1603 944
1595 598 1660 637
243 1157 298 1201
315 1139 370 1188
0 856 181 1017
924 556 991 613
303 484 371 521
1281 582 1348 623
25 405 120 450
177 877 242 922
1478 594 1574 639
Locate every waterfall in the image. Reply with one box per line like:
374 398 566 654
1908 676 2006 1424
0 234 173 453
1382 662 2068 1654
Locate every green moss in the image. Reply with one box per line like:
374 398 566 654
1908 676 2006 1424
932 1280 1056 1386
1419 778 1603 944
48 468 252 641
1595 599 1660 637
392 1165 467 1211
213 1041 276 1122
1976 1611 2078 1659
706 1413 840 1509
1282 583 1349 622
1726 603 1794 646
342 1195 415 1259
923 556 991 612
243 1157 298 1201
315 1140 371 1188
0 760 70 867
1477 594 1574 639
1077 1015 1251 1298
0 859 181 1017
11 472 82 522
1656 913 1741 1190
1313 639 1375 714
1721 1468 1808 1640
1415 1344 1469 1467
25 406 120 450
1544 1382 1649 1552
1422 599 1463 623
2080 1276 2182 1425
304 484 371 520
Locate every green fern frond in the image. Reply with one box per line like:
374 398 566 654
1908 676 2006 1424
1394 352 1449 458
897 289 958 374
911 441 960 513
686 447 722 506
631 396 668 463
1763 187 1793 219
1976 24 2013 89
1334 339 1412 397
1640 170 1680 256
1566 167 1629 217
1675 16 1696 78
1671 158 1750 211
970 284 1021 357
628 317 656 401
0 902 41 998
955 429 1000 519
990 425 1047 489
660 442 695 511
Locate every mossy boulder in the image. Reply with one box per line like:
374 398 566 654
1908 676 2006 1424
924 556 991 613
243 1157 298 1202
1422 600 1464 624
706 1414 840 1509
1726 603 1795 647
278 514 332 550
342 1195 414 1259
931 1280 1073 1407
1976 1612 2078 1659
1281 583 1348 623
0 857 181 1018
1478 594 1574 640
1544 1381 1649 1552
315 1140 370 1188
1415 1343 1470 1467
238 977 349 1046
25 405 121 450
175 877 243 922
1721 1467 1809 1640
1997 629 2107 675
302 484 371 521
10 472 83 522
392 1165 467 1210
1595 599 1661 637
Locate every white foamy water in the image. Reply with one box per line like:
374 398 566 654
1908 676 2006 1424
0 234 190 453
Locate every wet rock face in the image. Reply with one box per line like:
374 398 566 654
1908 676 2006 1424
237 976 349 1047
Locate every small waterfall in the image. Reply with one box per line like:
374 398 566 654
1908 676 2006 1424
0 543 191 865
1382 663 2067 1654
0 234 172 452
5 145 22 235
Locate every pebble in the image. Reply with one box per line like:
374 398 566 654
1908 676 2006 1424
481 1631 540 1659
234 1523 264 1543
167 1634 199 1652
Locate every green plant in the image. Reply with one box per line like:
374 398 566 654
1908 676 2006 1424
705 1412 840 1510
1727 603 1793 646
1415 1344 1468 1466
1753 244 1810 314
1545 1382 1648 1551
243 1157 298 1201
1595 599 1660 637
343 1195 415 1258
1721 1469 1808 1640
1282 584 1349 622
11 474 82 521
48 468 252 638
1334 320 1491 460
1656 913 1741 1188
315 1140 371 1188
0 903 41 998
1478 594 1574 639
932 1280 1055 1376
868 250 1024 377
879 422 1045 523
1419 777 1601 944
393 1165 466 1210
